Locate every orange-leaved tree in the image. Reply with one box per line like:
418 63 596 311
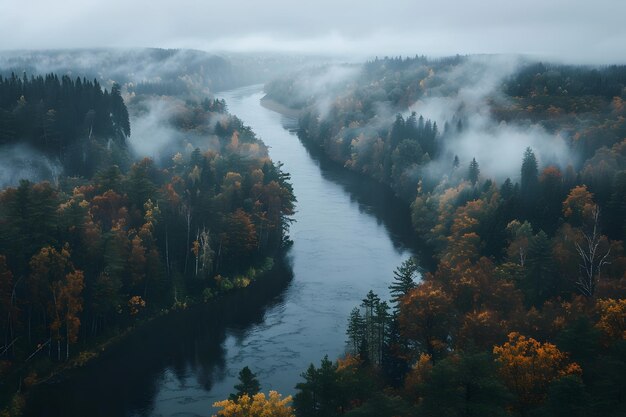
212 391 294 417
398 281 455 360
493 332 582 414
595 298 626 343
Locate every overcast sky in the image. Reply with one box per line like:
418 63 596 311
2 0 625 63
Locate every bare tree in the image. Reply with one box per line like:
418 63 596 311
575 205 611 297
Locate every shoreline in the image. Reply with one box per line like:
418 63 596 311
260 95 302 119
3 254 286 417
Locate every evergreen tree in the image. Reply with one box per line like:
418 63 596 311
229 366 261 400
468 158 480 185
524 230 557 306
346 307 364 354
294 356 341 417
521 147 539 201
388 257 419 313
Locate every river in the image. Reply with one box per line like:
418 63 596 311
25 85 419 417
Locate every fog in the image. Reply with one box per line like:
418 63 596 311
2 0 626 64
0 144 61 189
407 56 575 182
127 96 226 165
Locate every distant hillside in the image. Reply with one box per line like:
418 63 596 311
0 48 326 98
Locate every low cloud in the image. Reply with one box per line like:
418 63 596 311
0 144 62 189
2 0 626 64
407 56 576 182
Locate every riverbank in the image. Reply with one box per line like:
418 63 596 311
259 95 436 270
260 95 302 119
3 254 284 417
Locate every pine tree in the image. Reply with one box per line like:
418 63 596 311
346 307 364 354
468 158 480 185
521 147 539 201
388 258 419 313
453 155 460 170
230 366 261 400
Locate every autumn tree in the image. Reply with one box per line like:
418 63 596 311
506 220 533 267
595 298 626 343
213 391 294 417
398 281 455 360
50 270 84 360
27 245 73 345
563 186 611 297
0 256 17 353
221 209 258 262
493 332 582 414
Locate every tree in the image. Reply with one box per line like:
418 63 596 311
213 391 294 417
0 255 17 353
563 187 611 297
346 307 364 355
595 298 626 343
537 375 590 417
388 258 419 313
574 206 611 297
506 220 533 267
493 332 582 414
418 352 511 417
468 158 480 186
294 356 342 417
229 366 261 400
398 281 455 360
51 270 84 360
110 83 130 139
521 147 539 201
524 230 558 306
221 209 258 261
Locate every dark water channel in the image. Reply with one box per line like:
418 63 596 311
26 85 420 417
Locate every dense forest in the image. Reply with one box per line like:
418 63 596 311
0 51 624 417
219 57 626 416
0 73 130 177
0 71 295 416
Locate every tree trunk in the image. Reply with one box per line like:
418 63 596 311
165 225 170 278
184 209 191 275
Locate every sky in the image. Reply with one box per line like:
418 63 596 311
2 0 626 63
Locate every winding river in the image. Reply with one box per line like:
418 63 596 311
26 85 419 417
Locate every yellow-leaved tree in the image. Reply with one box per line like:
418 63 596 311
493 332 582 414
212 391 294 417
595 298 626 343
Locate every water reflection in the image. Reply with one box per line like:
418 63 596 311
26 258 293 417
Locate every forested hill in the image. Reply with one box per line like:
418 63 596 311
0 73 130 177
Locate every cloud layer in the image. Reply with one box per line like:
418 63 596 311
2 0 626 63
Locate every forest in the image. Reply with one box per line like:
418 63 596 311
0 50 624 417
231 56 626 416
0 70 296 415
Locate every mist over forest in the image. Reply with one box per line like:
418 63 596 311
1 1 626 417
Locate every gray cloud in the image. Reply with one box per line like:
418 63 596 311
2 0 625 63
